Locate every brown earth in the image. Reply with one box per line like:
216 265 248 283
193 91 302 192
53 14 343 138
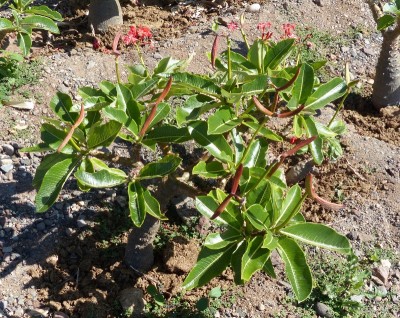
0 0 399 318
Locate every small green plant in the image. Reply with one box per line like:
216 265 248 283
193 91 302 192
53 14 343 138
0 0 62 55
24 20 353 302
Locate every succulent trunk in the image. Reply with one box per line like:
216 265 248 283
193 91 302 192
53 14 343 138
89 0 123 33
372 27 400 109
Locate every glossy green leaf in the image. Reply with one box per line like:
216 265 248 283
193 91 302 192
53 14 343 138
76 158 94 192
128 181 146 227
302 116 323 165
130 78 158 99
102 106 138 136
143 190 167 220
25 5 63 21
145 102 171 130
247 39 267 71
263 258 276 278
243 121 282 142
182 244 236 290
242 139 268 168
232 128 245 165
280 223 351 253
144 125 190 143
377 14 396 31
246 204 271 230
292 63 314 104
241 236 271 282
262 231 278 250
75 168 127 188
173 72 221 97
33 153 70 189
305 78 347 111
17 32 31 56
87 120 122 149
277 238 313 302
204 227 242 250
139 155 181 179
192 161 227 178
154 57 184 75
231 241 246 284
21 15 59 33
241 75 269 95
208 105 242 135
265 39 295 70
50 92 75 124
274 185 303 227
35 156 80 212
0 18 13 31
188 121 233 163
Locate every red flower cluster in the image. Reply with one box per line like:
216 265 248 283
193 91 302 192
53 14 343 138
282 23 296 38
289 136 299 144
227 21 239 31
122 25 153 46
257 22 273 41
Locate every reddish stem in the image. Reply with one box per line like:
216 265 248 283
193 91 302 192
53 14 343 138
305 174 344 210
211 194 233 220
277 104 305 118
276 66 301 92
231 164 243 195
252 96 274 116
57 104 85 153
112 32 122 56
211 35 220 69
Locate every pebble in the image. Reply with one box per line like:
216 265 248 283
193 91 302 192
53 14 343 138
0 300 7 310
0 158 12 166
14 308 24 316
0 164 13 173
77 219 87 228
36 222 46 231
1 144 14 156
247 3 261 12
257 303 266 311
363 47 374 56
350 295 364 303
153 53 163 60
54 312 70 318
315 302 333 317
2 246 12 253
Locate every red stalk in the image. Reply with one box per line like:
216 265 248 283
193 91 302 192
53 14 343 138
252 96 274 116
305 174 344 210
211 35 220 69
57 104 85 153
230 164 243 195
277 104 305 118
211 194 233 220
112 32 122 56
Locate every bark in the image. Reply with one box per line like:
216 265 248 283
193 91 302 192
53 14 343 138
89 0 123 33
372 27 400 109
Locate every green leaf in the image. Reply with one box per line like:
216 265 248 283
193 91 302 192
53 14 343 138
33 153 70 189
242 139 268 168
50 92 75 124
204 227 242 250
144 125 190 143
146 102 171 130
277 238 312 302
102 106 138 136
87 120 122 149
265 39 295 70
231 241 246 284
263 258 276 278
24 5 63 21
305 78 347 111
196 298 209 311
177 95 217 125
182 244 237 290
21 15 59 34
246 204 272 230
115 83 132 111
75 168 127 188
17 32 31 56
143 190 167 220
128 181 146 227
274 185 303 227
243 121 282 142
377 14 396 31
154 57 184 75
188 121 233 163
0 18 13 31
280 223 351 253
139 155 181 179
99 81 115 95
209 287 222 298
292 63 314 104
192 161 226 178
173 72 221 97
130 78 158 99
262 231 278 250
241 236 271 282
248 39 267 72
208 105 241 135
241 75 269 95
232 128 245 165
35 156 80 212
302 116 323 165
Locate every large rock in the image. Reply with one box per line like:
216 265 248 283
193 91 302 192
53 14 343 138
89 0 123 33
118 288 144 316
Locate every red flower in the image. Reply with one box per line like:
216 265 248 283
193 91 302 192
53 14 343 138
93 37 100 50
123 25 152 46
282 23 296 38
137 26 152 40
257 22 273 41
289 136 298 144
227 21 239 31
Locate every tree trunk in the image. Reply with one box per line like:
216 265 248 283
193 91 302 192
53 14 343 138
124 215 160 273
372 28 400 109
89 0 123 33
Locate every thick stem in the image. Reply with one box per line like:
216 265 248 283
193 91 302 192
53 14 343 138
372 25 400 108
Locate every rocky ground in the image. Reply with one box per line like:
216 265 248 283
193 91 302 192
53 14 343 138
0 0 399 317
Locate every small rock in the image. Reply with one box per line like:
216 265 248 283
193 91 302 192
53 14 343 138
257 303 266 311
14 308 24 316
350 295 364 303
373 265 390 285
363 47 374 56
0 164 13 173
367 78 374 85
0 300 7 310
1 144 14 156
214 311 221 318
36 222 46 231
2 246 12 253
285 160 314 185
77 219 87 228
10 253 21 261
20 158 31 166
65 228 75 237
376 285 388 297
153 53 163 60
346 231 358 241
315 302 333 317
0 158 12 166
118 288 144 314
54 311 69 318
247 3 261 12
381 259 391 268
341 46 350 53
313 0 324 6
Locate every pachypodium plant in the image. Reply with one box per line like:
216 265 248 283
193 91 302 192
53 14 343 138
24 21 352 302
0 0 62 55
366 0 400 108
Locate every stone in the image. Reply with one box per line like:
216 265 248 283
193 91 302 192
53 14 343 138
1 144 14 156
0 300 7 310
350 295 364 303
14 308 24 316
362 47 374 56
118 288 144 315
36 222 46 231
285 160 314 185
77 219 87 228
2 246 12 253
153 53 163 60
54 311 69 318
247 3 261 12
313 0 324 6
376 286 387 297
171 196 198 224
315 302 333 317
373 265 390 285
0 164 13 173
257 303 266 311
0 158 12 166
89 0 123 33
346 231 358 241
